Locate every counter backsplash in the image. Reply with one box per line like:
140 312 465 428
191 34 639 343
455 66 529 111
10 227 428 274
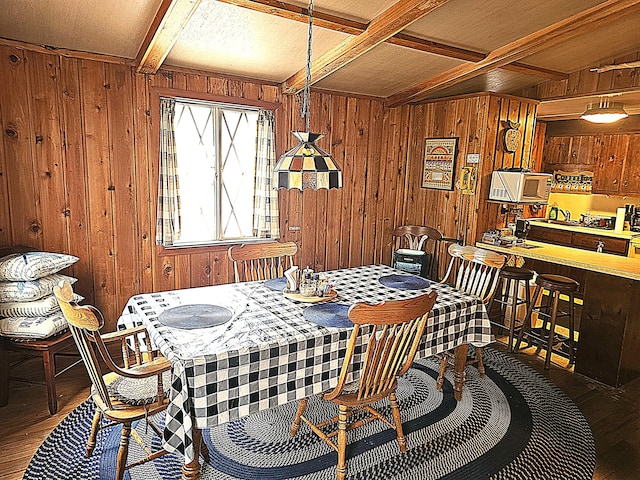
543 192 640 224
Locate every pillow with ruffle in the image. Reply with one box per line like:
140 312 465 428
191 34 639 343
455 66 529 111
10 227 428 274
0 252 78 281
0 274 77 302
0 293 83 318
0 313 69 340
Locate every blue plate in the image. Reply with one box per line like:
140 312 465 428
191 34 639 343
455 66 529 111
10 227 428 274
264 277 287 291
379 274 431 290
303 303 352 328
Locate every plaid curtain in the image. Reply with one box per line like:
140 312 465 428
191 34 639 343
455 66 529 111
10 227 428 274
253 110 279 238
155 98 181 246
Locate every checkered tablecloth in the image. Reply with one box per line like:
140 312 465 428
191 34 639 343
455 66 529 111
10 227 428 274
117 265 493 463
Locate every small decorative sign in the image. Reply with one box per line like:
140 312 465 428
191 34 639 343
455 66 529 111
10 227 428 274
460 166 477 195
422 137 458 191
551 170 593 194
466 153 480 164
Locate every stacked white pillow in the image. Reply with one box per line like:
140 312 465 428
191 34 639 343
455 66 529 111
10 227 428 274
0 252 81 340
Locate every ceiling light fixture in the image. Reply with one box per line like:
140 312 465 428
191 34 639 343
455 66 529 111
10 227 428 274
580 98 629 124
273 0 342 190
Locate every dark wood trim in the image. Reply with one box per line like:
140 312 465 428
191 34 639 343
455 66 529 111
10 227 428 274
0 36 132 66
151 86 282 111
156 239 280 257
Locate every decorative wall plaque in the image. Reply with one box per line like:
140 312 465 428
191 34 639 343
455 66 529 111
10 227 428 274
503 120 521 153
551 170 593 194
422 137 458 191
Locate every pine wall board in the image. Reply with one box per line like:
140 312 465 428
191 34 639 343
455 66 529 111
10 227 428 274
0 42 538 331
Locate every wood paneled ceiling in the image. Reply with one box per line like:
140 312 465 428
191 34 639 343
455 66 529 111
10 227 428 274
1 0 640 107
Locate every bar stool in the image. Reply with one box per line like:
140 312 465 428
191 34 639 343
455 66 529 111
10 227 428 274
490 266 534 352
515 274 580 369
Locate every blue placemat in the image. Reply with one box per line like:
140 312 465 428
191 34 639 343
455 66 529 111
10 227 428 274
263 277 287 291
303 303 352 328
158 304 232 329
379 274 431 290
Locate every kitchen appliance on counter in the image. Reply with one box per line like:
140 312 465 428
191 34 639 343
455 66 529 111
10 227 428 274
488 170 552 204
515 219 530 239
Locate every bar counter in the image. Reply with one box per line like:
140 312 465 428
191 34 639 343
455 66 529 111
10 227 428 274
478 240 640 388
477 240 640 281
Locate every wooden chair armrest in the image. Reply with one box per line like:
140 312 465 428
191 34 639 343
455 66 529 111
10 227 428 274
113 356 172 379
101 325 148 342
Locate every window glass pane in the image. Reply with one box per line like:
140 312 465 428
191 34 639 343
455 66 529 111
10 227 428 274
170 100 261 245
174 103 217 244
220 109 258 240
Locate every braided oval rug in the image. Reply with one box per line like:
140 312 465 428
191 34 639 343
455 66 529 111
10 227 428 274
25 348 596 480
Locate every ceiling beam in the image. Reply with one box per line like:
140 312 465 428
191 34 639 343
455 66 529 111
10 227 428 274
281 0 452 95
386 0 640 107
219 0 566 81
136 0 202 74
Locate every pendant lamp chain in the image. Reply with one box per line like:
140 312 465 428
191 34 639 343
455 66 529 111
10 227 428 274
300 0 314 132
273 0 342 191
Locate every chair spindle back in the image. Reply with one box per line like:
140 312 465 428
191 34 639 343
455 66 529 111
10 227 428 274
228 241 298 282
441 244 506 304
325 292 437 402
54 281 113 409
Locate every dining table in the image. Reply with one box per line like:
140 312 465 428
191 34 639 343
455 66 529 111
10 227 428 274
116 264 493 479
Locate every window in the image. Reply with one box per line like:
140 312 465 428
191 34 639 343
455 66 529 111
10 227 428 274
156 96 278 247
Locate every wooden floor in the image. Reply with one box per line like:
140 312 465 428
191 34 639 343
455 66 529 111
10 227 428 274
1 343 639 480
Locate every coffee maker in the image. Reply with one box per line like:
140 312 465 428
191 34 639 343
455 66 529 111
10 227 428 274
514 219 531 239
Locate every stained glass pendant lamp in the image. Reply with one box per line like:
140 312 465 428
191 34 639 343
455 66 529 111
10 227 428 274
274 0 342 190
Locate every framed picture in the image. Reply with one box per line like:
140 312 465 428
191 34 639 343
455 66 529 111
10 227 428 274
422 137 458 190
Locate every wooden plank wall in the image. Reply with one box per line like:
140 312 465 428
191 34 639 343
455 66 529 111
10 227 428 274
520 49 640 195
519 50 640 100
0 41 538 330
402 93 538 255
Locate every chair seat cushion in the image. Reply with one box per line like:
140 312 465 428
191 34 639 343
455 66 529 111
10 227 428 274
0 252 79 281
0 313 68 340
106 370 172 406
0 274 77 302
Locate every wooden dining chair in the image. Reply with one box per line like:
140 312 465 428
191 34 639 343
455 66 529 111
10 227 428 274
391 225 454 280
228 241 298 282
290 291 438 480
436 244 506 390
53 280 199 480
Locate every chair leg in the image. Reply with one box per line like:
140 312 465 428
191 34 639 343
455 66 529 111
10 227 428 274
86 409 103 457
42 349 58 415
291 397 309 436
506 279 518 352
336 405 348 480
389 392 406 453
568 293 576 367
116 423 132 480
0 340 8 408
436 355 448 391
475 347 485 376
515 285 541 352
200 434 211 464
545 293 561 370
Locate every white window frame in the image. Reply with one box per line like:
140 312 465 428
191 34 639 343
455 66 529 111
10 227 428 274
152 87 281 250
